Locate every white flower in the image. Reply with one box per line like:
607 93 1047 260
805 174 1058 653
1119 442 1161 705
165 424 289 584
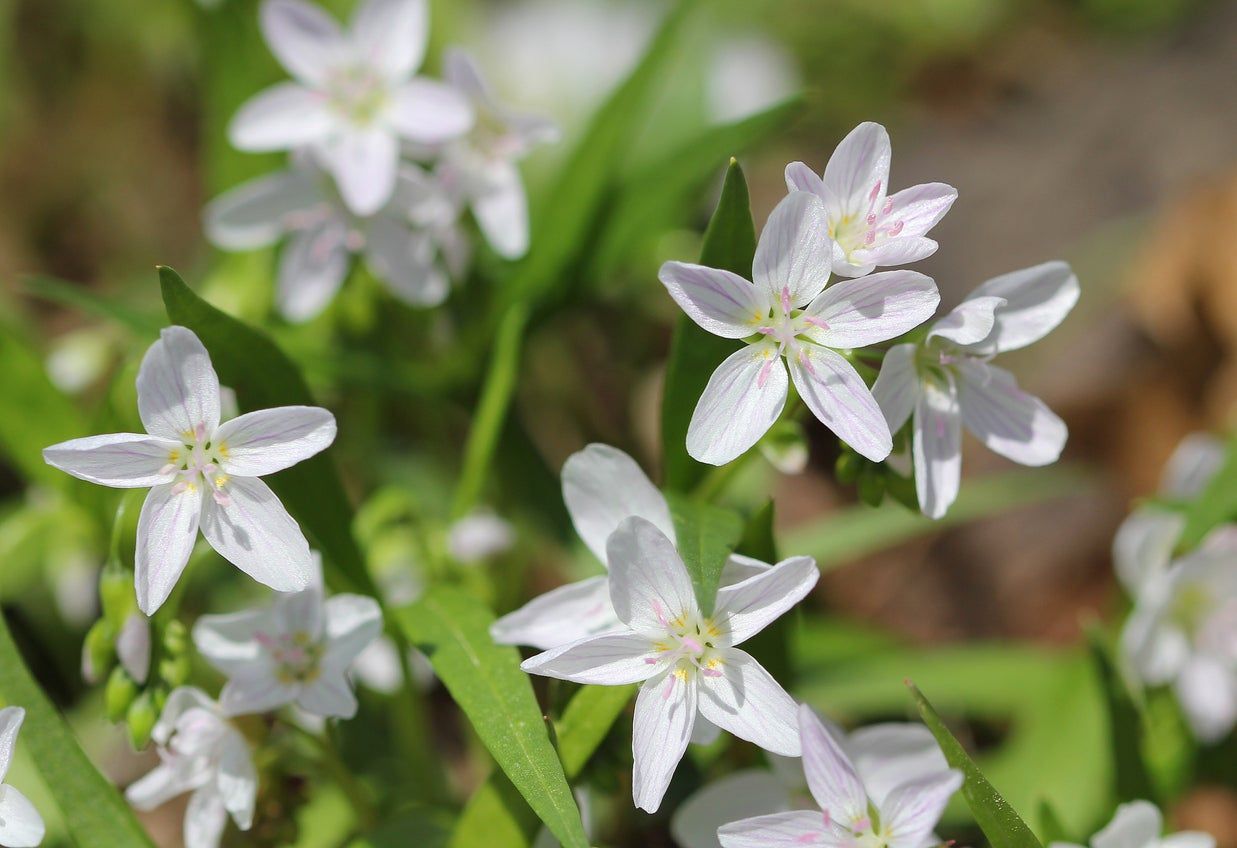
204 159 449 320
521 516 818 813
126 688 257 848
872 262 1078 519
660 191 940 466
0 707 45 848
448 510 515 564
1122 528 1237 743
229 0 474 216
785 122 957 278
192 555 383 719
1050 801 1214 848
718 705 961 848
43 327 335 614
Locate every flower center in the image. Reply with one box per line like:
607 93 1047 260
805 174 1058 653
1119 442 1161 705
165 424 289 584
750 285 829 385
257 629 324 684
648 607 726 681
160 423 232 505
326 66 390 127
828 180 905 261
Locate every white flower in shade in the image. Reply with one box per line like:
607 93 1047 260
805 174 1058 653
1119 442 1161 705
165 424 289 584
448 510 515 564
43 327 335 614
872 262 1078 519
673 720 951 848
0 707 45 848
521 516 819 813
126 688 256 848
192 555 383 719
1050 801 1214 848
1122 528 1237 743
718 705 961 848
229 0 474 216
204 159 449 320
785 122 957 278
659 191 940 467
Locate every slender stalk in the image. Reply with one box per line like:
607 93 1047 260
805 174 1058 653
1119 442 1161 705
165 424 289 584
286 721 378 831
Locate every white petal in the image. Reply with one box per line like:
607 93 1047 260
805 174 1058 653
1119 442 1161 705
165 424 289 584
321 594 384 670
784 161 825 199
0 707 23 782
927 296 1006 346
861 236 939 269
519 633 658 685
789 345 891 462
184 788 228 848
672 770 793 848
448 511 514 562
912 375 961 520
277 219 350 321
697 650 799 755
364 218 449 307
260 0 346 85
118 613 152 684
659 262 769 339
822 122 891 221
752 192 832 307
42 432 180 488
687 343 788 467
317 128 400 216
1121 604 1188 685
199 476 311 594
192 608 273 676
802 270 939 348
871 343 919 434
220 672 298 716
274 557 325 639
799 703 868 826
846 723 950 808
490 576 620 650
137 326 221 442
719 554 773 587
1112 510 1183 594
217 729 257 829
136 483 203 615
0 785 45 848
1175 655 1237 743
203 169 322 251
883 182 957 238
214 406 336 477
562 443 674 565
228 83 334 151
714 556 818 645
388 79 475 144
963 261 1079 354
349 0 427 81
1092 801 1163 848
1161 433 1226 499
297 672 359 718
472 163 530 259
880 770 963 848
1161 835 1217 848
718 810 830 848
632 670 697 813
606 517 699 631
151 686 219 746
690 717 721 746
125 763 199 811
957 361 1067 466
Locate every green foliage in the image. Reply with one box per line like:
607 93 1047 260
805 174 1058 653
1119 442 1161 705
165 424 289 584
1086 625 1156 804
395 587 588 848
666 493 745 615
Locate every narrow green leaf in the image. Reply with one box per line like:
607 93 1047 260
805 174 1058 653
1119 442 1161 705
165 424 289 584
157 266 373 596
1086 625 1156 803
909 683 1044 848
735 500 792 683
555 684 635 779
1038 798 1071 844
667 493 745 615
396 587 588 848
736 500 779 563
661 160 755 492
0 614 155 848
23 275 164 336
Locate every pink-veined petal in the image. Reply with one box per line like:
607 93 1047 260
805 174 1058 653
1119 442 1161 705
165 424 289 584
799 703 868 827
260 0 346 85
520 632 660 685
349 0 427 81
912 374 961 520
956 360 1067 467
277 219 351 322
214 406 336 477
822 122 891 221
789 345 891 462
846 723 950 808
632 670 697 813
719 810 831 848
659 262 768 339
607 517 699 631
871 343 918 434
136 483 203 615
963 261 1079 354
562 444 674 565
490 576 620 650
784 160 826 200
752 192 832 307
387 78 474 144
883 182 957 238
199 476 312 594
137 327 221 442
42 432 180 488
697 650 799 756
928 296 1006 346
203 169 323 251
228 83 334 152
801 270 939 348
879 770 963 848
672 770 793 848
687 343 788 467
714 556 818 645
859 236 939 270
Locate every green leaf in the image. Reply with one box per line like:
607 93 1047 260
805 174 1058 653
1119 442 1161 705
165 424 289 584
736 500 779 563
1086 624 1156 803
554 683 635 779
909 683 1044 848
23 275 164 336
667 493 745 615
735 501 793 682
661 159 755 492
1038 799 1071 844
0 614 155 848
395 587 588 848
157 266 373 596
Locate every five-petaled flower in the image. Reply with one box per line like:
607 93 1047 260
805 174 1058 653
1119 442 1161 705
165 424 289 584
520 516 819 812
230 0 474 216
193 554 383 719
872 261 1078 519
0 707 44 848
43 326 336 614
1049 801 1214 848
125 688 257 848
660 191 940 466
785 122 957 278
717 704 961 848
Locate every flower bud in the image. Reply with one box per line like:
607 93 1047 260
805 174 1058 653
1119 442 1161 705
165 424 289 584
127 692 158 750
162 619 188 655
105 666 138 722
835 450 861 485
99 567 134 627
82 620 116 685
159 654 191 689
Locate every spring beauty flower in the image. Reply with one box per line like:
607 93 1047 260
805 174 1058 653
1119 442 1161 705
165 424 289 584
673 719 951 848
659 191 940 466
43 327 335 614
872 262 1078 518
125 688 257 848
229 0 473 215
521 516 819 812
1050 801 1214 848
193 555 382 719
0 707 44 848
204 159 449 320
718 704 961 848
785 122 957 278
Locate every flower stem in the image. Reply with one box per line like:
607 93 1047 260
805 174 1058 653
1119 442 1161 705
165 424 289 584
287 721 378 831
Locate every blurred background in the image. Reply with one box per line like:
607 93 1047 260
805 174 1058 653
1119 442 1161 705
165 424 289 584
1 0 1235 845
